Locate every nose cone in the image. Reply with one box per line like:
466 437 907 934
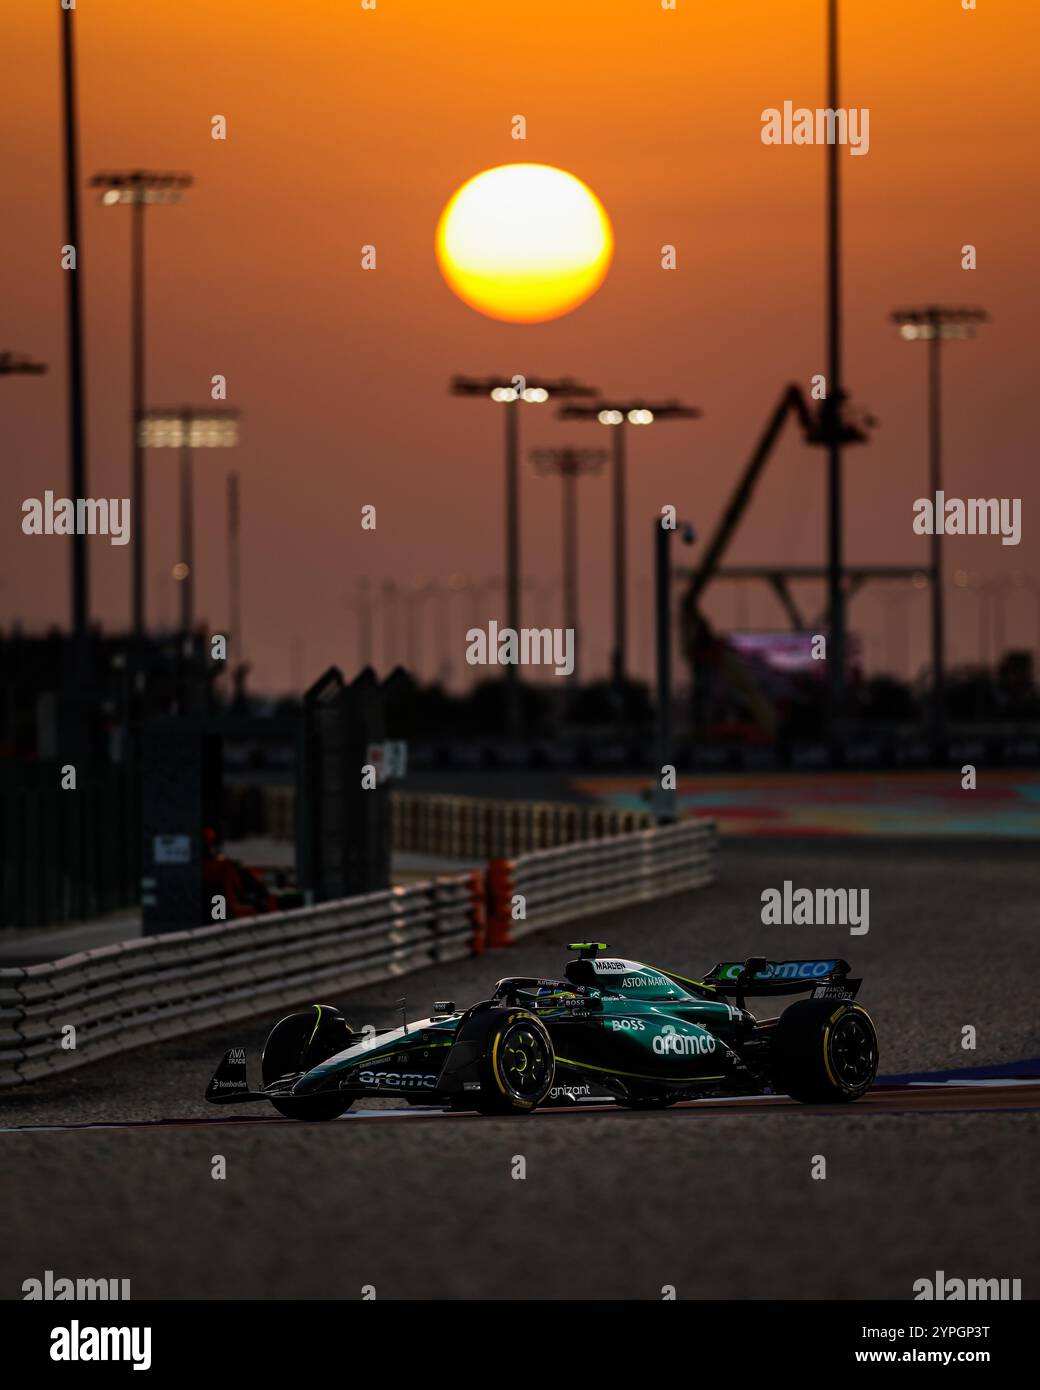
291 1058 341 1096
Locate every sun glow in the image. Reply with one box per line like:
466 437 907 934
435 164 614 324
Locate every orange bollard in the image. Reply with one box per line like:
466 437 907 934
468 868 488 955
486 857 516 948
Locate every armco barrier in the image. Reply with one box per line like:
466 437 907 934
0 875 477 1089
486 818 717 945
245 788 656 856
0 819 717 1088
390 792 655 859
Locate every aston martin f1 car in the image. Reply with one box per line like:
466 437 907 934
205 944 878 1119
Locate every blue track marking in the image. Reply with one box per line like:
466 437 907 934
877 1057 1040 1085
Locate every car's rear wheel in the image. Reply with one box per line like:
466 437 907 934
771 999 878 1103
262 1005 355 1121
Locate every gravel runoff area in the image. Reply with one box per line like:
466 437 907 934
1 836 1036 1299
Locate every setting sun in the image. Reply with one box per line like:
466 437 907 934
434 163 614 324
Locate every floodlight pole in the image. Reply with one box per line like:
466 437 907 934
531 447 607 685
927 320 944 725
92 170 193 639
890 305 988 737
131 194 147 638
404 581 435 678
558 398 700 688
825 0 846 724
450 375 599 728
357 575 373 669
382 579 399 668
468 576 501 631
611 423 627 685
504 397 520 668
655 522 671 808
140 407 238 642
179 407 194 635
227 473 242 663
653 518 695 822
563 466 578 678
59 6 89 651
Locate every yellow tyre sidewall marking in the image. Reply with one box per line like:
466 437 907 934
491 1017 554 1107
823 1005 875 1093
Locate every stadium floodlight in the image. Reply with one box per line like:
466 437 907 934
558 398 701 685
90 170 194 638
890 305 989 731
0 351 47 377
139 406 239 635
450 374 598 724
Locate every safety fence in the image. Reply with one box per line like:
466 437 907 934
485 818 717 946
0 819 715 1088
228 786 656 858
390 792 655 859
0 874 481 1088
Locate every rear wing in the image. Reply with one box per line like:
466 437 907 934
702 957 859 1002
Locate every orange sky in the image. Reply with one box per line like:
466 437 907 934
2 0 1038 690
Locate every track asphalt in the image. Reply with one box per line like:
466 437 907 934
1 836 1036 1299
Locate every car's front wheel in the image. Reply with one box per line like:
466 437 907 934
466 1010 556 1115
261 1005 354 1121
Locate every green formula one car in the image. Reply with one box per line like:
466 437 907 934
205 943 878 1120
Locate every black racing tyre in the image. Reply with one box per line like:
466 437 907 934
261 1005 355 1121
770 999 878 1103
466 1009 556 1115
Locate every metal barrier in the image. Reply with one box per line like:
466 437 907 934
390 792 655 858
0 875 478 1088
486 819 717 945
237 788 655 857
0 819 717 1089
